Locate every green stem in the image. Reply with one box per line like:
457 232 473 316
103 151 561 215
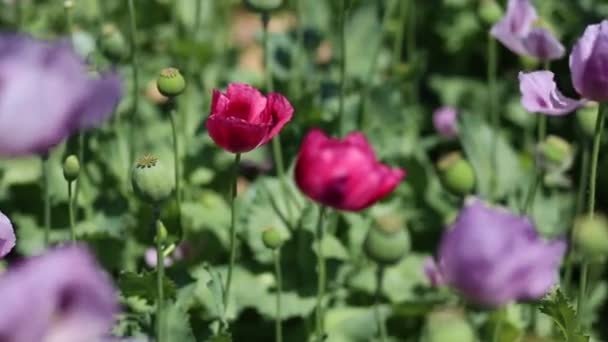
223 153 241 313
42 156 51 247
155 210 165 342
168 103 181 209
488 35 499 197
194 0 202 36
374 266 387 342
521 115 547 214
15 0 23 28
315 206 327 341
274 249 283 342
393 0 407 66
492 308 503 342
127 0 140 168
74 132 84 220
338 0 347 135
406 0 418 105
68 181 75 241
291 0 304 98
578 102 606 315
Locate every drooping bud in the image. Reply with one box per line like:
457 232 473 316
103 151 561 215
536 135 574 173
573 214 608 260
156 68 186 98
100 23 129 61
437 152 476 196
243 0 283 13
422 309 476 342
132 154 175 205
262 227 283 250
364 214 410 265
63 154 80 182
478 0 503 26
576 102 599 139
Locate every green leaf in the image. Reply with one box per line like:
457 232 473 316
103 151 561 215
203 264 226 323
539 289 589 342
118 271 177 303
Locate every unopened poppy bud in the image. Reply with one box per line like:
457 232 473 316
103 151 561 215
536 135 574 173
132 154 175 205
423 309 476 342
63 155 80 182
574 214 608 259
156 68 186 98
262 228 283 250
478 0 503 25
577 102 599 139
63 0 74 10
100 23 128 61
437 152 476 196
364 217 410 266
156 220 169 243
243 0 283 12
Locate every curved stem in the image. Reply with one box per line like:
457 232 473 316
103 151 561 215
168 104 181 209
127 0 140 168
274 249 283 342
155 210 165 342
68 181 75 241
374 266 387 342
42 155 51 247
338 0 347 136
223 153 241 313
578 102 606 315
315 206 327 341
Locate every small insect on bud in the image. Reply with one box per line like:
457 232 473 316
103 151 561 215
364 215 410 266
132 154 175 205
63 155 80 182
243 0 283 13
156 68 186 98
536 135 574 173
437 152 476 196
262 227 283 250
574 214 608 260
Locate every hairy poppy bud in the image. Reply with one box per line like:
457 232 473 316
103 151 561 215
156 68 186 98
437 152 476 196
574 214 608 260
63 155 80 182
364 216 410 265
132 154 175 205
100 23 129 61
423 309 476 342
478 0 503 26
243 0 283 12
262 228 283 250
536 135 574 173
577 102 599 139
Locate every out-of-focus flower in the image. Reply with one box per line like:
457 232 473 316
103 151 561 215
432 106 459 138
425 198 566 307
145 79 169 106
424 257 445 287
0 210 15 258
238 44 265 76
0 246 118 342
294 129 405 211
570 20 608 102
490 0 564 61
144 243 188 268
0 34 122 157
206 83 293 153
518 71 583 115
231 8 296 48
316 40 333 65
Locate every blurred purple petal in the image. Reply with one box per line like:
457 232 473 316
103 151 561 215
522 27 565 61
0 210 15 258
570 20 608 101
424 257 446 287
490 0 537 55
519 71 583 115
432 106 458 138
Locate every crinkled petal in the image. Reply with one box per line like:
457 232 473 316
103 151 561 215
518 71 583 115
259 92 294 145
490 0 537 55
206 115 269 153
522 27 565 61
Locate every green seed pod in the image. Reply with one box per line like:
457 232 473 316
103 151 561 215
573 214 608 260
364 216 410 266
243 0 283 12
262 228 283 250
478 0 503 26
437 152 476 196
100 23 129 61
156 68 186 98
132 154 175 205
577 102 599 139
422 309 476 342
63 155 80 182
536 135 574 173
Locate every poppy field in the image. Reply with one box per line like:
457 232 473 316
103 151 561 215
1 0 608 341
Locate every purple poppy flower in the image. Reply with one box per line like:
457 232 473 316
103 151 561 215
0 34 122 157
425 198 566 307
0 246 118 342
144 243 187 268
522 27 566 61
570 20 608 101
0 210 16 258
518 71 584 115
490 0 537 55
432 106 458 138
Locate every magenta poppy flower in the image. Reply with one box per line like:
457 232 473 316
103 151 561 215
491 0 564 61
518 71 584 115
0 210 15 258
425 198 566 307
0 246 118 341
0 34 122 157
570 20 608 102
294 129 405 211
432 106 458 138
206 83 294 153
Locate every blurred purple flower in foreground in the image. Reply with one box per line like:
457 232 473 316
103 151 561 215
425 198 566 307
570 20 608 102
0 34 122 157
518 71 584 115
491 0 564 61
432 106 458 138
0 210 16 258
0 246 118 342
